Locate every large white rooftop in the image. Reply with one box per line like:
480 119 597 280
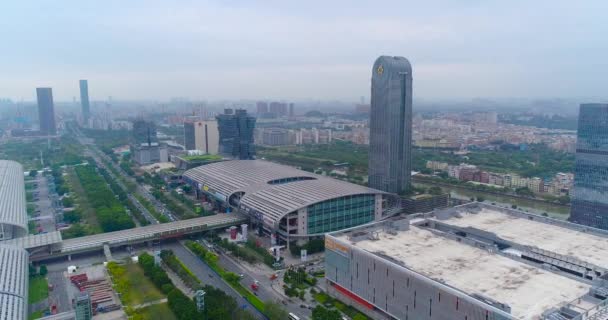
436 207 608 269
337 226 590 319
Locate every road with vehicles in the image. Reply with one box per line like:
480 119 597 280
73 126 313 319
164 241 267 319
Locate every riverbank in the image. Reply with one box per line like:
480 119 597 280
414 181 570 220
413 177 569 207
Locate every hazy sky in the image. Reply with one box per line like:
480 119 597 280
1 1 607 101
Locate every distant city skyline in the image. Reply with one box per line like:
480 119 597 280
1 1 607 101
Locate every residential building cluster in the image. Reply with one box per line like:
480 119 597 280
256 101 295 118
427 160 573 196
254 127 333 146
413 112 577 152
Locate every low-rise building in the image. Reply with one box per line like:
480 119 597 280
426 161 449 171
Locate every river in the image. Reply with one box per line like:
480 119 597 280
414 182 571 220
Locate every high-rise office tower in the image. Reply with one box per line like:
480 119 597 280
183 120 219 153
36 88 57 135
289 103 295 117
569 103 608 230
184 121 196 150
368 56 413 194
79 80 90 124
216 109 256 159
132 120 158 146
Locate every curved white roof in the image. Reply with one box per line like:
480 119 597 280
0 160 28 239
0 244 28 320
184 160 393 226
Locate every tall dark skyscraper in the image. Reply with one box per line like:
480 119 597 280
368 56 412 194
216 109 256 159
184 121 196 150
569 103 608 230
79 80 90 123
132 120 158 146
36 87 57 135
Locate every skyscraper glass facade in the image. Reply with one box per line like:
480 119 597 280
132 120 158 146
216 109 256 159
368 56 413 194
79 80 90 123
570 103 608 230
184 121 196 150
36 87 56 135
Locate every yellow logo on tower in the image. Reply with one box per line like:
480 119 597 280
377 64 384 75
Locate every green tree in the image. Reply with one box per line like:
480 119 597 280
29 170 38 177
312 305 341 320
265 301 289 320
62 197 74 208
138 252 155 275
167 289 199 320
353 314 368 320
29 264 37 276
428 186 443 195
63 209 82 223
61 223 91 239
224 272 241 284
39 265 48 276
557 195 571 205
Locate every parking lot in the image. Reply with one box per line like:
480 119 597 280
27 174 60 234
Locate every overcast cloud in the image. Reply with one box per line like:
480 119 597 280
1 0 607 101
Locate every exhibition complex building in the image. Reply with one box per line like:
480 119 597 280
325 203 608 320
182 160 401 243
0 160 30 320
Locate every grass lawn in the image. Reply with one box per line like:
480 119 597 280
28 310 44 320
107 262 165 306
136 303 177 320
28 276 48 304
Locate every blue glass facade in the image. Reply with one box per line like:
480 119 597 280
216 109 256 159
307 194 375 234
368 56 413 194
570 103 608 230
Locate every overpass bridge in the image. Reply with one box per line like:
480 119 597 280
5 213 248 261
